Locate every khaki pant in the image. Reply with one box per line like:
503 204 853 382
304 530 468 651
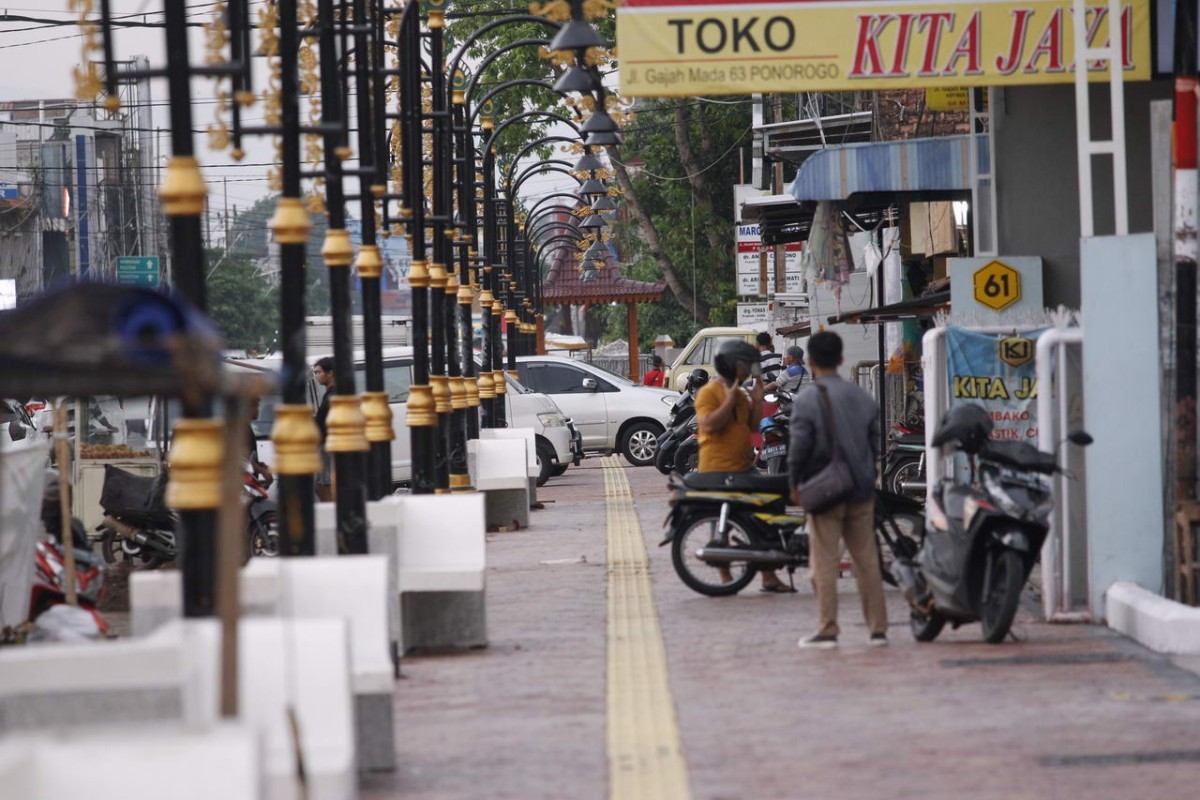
808 500 887 638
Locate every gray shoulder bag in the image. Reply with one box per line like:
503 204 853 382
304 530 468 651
792 384 856 513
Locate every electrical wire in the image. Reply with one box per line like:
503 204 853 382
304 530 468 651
609 126 750 182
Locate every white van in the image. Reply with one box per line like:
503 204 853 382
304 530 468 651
233 347 576 487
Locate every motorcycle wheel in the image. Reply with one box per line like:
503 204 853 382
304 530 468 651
654 436 676 474
884 456 923 497
99 527 121 565
876 510 924 587
674 439 699 474
249 511 280 557
670 514 759 597
910 607 946 642
981 549 1024 643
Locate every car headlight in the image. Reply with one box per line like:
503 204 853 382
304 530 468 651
537 411 566 427
660 395 676 406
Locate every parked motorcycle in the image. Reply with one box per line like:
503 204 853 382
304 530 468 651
655 369 709 475
96 465 178 569
244 466 279 557
893 404 1092 644
661 470 924 597
756 389 792 474
30 539 107 630
882 424 926 501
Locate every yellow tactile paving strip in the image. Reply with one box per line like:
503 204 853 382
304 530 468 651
602 456 692 800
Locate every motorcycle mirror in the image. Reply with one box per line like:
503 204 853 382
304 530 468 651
8 420 26 441
1066 430 1093 447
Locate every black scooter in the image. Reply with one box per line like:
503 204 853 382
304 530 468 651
893 404 1092 643
655 369 709 475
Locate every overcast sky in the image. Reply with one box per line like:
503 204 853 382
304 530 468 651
0 1 580 217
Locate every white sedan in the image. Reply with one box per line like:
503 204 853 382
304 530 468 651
515 356 676 467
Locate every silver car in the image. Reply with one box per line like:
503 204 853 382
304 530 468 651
515 355 676 467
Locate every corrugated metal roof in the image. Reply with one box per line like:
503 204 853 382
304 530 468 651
788 134 981 202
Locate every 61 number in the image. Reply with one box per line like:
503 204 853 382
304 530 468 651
984 273 1012 298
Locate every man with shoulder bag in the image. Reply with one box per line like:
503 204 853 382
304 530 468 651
787 332 887 649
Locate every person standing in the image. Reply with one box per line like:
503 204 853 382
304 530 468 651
694 339 791 593
788 332 887 648
756 332 783 385
313 357 335 502
643 354 666 387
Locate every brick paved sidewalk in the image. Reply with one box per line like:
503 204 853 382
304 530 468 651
363 459 1200 800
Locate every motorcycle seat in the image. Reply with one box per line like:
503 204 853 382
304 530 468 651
893 432 925 446
681 471 791 495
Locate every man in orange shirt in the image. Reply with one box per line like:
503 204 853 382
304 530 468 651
694 339 791 592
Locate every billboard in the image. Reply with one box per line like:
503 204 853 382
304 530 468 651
617 0 1152 96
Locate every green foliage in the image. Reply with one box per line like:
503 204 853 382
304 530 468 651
226 194 332 316
204 247 279 352
598 97 750 346
445 0 577 175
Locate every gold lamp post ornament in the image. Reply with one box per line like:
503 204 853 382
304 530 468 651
167 419 225 509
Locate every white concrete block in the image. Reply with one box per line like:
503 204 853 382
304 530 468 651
131 562 284 637
397 494 486 593
173 616 358 800
1106 581 1200 655
481 427 539 479
468 438 529 491
0 723 260 800
280 556 392 695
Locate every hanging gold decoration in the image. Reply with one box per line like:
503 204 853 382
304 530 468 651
529 0 571 21
69 1 104 103
582 0 618 21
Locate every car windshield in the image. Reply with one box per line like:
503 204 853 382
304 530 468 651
582 360 635 386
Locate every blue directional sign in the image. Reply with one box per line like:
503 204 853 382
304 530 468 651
0 183 17 200
116 255 160 287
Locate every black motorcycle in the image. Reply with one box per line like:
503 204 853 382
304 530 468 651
655 369 709 475
756 389 792 475
661 470 924 597
893 404 1092 644
882 426 926 501
96 465 178 569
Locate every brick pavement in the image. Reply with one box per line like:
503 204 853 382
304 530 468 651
363 459 1200 800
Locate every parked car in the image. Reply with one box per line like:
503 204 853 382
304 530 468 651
663 327 757 391
515 355 675 467
229 348 576 487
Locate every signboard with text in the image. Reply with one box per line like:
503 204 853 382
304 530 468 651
736 223 803 296
617 0 1151 96
736 302 772 327
116 256 161 288
950 256 1042 317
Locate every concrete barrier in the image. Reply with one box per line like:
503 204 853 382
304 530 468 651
467 437 530 529
280 555 395 772
0 723 260 800
397 493 487 652
481 427 540 505
1106 581 1200 655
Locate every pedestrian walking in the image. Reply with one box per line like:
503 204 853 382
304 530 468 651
643 354 666 387
313 356 335 502
787 332 887 648
695 339 792 593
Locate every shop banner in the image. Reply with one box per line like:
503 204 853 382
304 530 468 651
945 326 1045 443
617 0 1151 96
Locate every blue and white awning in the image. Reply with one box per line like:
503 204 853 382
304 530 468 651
788 134 982 202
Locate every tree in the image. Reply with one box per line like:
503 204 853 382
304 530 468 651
599 96 750 344
205 247 279 352
226 193 331 317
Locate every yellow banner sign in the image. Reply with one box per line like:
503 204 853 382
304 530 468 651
926 86 970 110
616 0 1151 96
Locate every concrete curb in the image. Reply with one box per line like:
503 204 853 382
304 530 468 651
1106 581 1200 655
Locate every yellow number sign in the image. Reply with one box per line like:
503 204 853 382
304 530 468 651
973 260 1021 311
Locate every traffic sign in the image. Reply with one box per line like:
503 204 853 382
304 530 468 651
116 255 160 288
972 260 1021 311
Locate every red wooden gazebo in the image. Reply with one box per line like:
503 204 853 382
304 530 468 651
541 246 666 382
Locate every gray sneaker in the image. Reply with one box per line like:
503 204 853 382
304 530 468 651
869 633 888 647
798 634 838 650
